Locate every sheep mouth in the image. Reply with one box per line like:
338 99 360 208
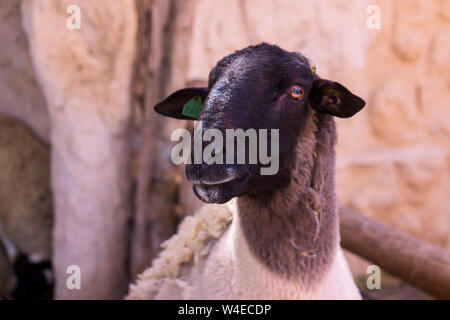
191 171 249 186
189 170 250 204
199 172 249 187
186 163 248 185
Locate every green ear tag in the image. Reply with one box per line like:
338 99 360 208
182 95 203 119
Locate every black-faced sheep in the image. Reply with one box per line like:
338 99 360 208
128 43 365 299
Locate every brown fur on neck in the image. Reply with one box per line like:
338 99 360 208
238 109 339 287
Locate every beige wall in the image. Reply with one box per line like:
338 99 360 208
0 0 49 142
182 0 450 249
22 0 137 298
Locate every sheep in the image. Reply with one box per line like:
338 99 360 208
127 43 366 299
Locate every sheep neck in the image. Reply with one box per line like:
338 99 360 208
237 112 339 286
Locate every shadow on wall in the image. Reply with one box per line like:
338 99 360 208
0 116 53 299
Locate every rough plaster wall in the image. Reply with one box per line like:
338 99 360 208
182 0 450 250
21 0 137 299
0 0 50 143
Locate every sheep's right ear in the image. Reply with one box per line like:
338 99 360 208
309 79 365 118
154 87 208 120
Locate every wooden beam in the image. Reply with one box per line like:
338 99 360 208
339 207 450 300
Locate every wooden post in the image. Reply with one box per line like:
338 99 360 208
340 207 450 300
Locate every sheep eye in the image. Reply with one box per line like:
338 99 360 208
289 85 305 99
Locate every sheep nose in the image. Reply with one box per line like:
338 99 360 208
205 146 225 164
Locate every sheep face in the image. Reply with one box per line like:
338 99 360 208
154 43 365 204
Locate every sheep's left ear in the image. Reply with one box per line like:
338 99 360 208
154 87 208 120
309 79 365 118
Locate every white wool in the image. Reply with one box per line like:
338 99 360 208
126 203 233 299
126 199 361 300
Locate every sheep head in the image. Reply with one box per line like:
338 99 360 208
154 43 365 204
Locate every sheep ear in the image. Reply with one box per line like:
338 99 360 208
309 79 365 118
154 87 208 120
